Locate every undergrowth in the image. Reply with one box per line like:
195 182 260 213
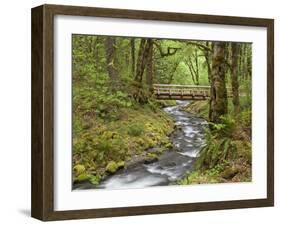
179 99 252 185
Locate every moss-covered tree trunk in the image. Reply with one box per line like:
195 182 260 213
105 37 119 88
146 39 154 92
130 38 135 77
133 39 153 103
204 41 212 83
231 43 240 113
209 42 228 123
135 39 152 83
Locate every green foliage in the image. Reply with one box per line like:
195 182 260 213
183 98 251 184
177 163 226 185
89 175 101 185
209 115 235 137
75 173 91 182
197 134 237 169
127 123 145 136
184 101 209 120
240 109 251 128
72 34 252 186
96 91 132 120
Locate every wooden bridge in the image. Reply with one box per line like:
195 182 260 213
153 84 232 100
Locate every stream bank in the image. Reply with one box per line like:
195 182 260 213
73 101 207 190
178 100 252 185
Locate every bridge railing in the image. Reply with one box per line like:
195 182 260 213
153 84 233 99
153 84 210 97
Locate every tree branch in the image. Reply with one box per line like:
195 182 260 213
185 41 212 52
153 41 181 58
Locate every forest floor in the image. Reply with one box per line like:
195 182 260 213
177 99 252 185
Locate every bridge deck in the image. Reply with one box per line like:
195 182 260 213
153 84 232 100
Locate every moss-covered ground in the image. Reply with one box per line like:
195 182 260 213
73 99 174 185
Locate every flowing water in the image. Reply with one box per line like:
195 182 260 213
74 101 207 190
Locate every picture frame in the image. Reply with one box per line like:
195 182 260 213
31 4 274 221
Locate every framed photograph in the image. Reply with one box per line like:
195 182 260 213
31 4 274 221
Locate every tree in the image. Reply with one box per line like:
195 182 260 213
186 49 200 85
146 39 154 92
230 43 240 113
135 39 153 83
105 37 119 88
203 41 212 82
130 38 135 77
209 42 228 123
133 38 153 103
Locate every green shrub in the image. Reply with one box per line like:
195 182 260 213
196 125 237 169
240 109 251 128
93 90 133 120
209 115 235 137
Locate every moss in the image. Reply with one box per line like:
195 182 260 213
221 167 239 179
157 100 177 107
73 164 86 176
73 102 174 181
184 101 209 120
89 175 101 185
74 173 91 182
177 164 224 185
117 161 125 168
127 123 145 136
164 142 173 149
145 153 159 163
105 161 119 173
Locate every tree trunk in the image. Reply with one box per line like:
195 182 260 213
186 49 200 85
243 44 248 80
133 39 153 103
209 42 228 123
130 38 135 77
135 39 152 83
146 39 154 92
105 37 119 87
186 58 196 85
194 49 200 85
246 45 252 79
231 43 240 113
204 41 212 83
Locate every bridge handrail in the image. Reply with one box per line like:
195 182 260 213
153 84 211 89
153 84 232 90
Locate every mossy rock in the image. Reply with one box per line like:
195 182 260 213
164 142 173 149
73 164 86 176
117 161 125 168
74 173 91 182
105 161 119 173
145 153 159 164
221 167 239 179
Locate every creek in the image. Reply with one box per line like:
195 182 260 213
74 101 207 190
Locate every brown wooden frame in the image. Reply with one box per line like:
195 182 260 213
31 4 274 221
